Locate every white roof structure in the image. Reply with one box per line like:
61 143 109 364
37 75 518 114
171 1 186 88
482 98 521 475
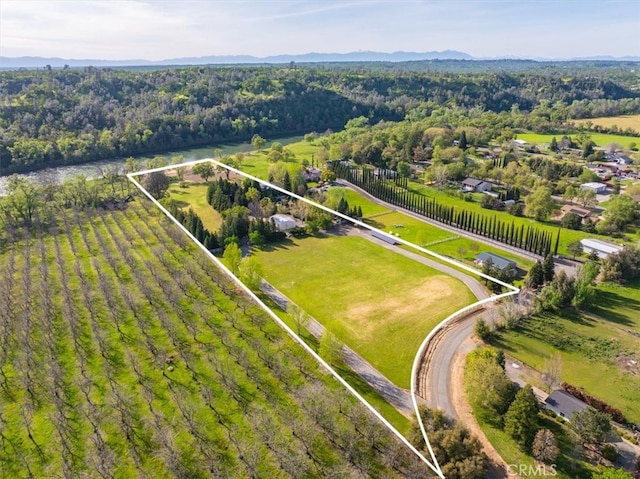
270 214 297 231
579 238 623 258
580 182 607 192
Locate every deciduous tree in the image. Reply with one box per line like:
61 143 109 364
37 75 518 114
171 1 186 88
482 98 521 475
532 429 559 463
525 186 556 221
192 162 214 182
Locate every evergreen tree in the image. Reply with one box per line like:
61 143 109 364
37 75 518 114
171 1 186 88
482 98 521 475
550 136 558 152
504 385 539 449
526 261 544 289
542 253 555 283
459 130 468 150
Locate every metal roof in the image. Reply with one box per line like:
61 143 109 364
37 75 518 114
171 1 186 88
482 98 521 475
475 252 516 271
544 390 588 420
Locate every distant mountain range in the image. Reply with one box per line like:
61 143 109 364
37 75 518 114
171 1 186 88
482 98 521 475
1 51 639 68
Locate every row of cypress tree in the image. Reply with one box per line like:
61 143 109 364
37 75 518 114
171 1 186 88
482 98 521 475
332 162 559 257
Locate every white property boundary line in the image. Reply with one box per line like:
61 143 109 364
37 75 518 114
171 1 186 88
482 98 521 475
128 158 521 479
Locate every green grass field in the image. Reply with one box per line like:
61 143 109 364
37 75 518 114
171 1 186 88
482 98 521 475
574 114 640 132
364 210 534 271
254 234 476 389
490 304 640 424
516 131 639 149
407 181 637 255
326 185 391 217
166 182 222 231
590 279 640 332
235 139 321 180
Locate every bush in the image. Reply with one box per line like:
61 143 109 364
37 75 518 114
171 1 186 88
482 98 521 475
474 319 492 341
601 444 618 462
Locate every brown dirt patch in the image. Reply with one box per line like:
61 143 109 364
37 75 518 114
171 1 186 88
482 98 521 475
345 278 453 339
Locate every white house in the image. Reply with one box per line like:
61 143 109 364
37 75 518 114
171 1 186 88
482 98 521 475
462 177 492 193
579 238 623 259
580 182 607 194
270 214 297 232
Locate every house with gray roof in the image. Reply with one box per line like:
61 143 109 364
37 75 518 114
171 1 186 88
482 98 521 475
474 252 516 273
462 177 492 192
544 390 588 421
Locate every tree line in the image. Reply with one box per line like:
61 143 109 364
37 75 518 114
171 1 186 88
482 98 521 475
2 63 639 174
332 161 557 257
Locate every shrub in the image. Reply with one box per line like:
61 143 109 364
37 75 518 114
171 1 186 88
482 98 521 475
474 319 492 341
601 444 619 462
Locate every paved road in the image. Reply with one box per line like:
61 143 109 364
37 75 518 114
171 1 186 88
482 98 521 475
337 179 543 263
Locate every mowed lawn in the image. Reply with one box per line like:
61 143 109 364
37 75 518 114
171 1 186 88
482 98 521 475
364 211 533 271
574 114 640 132
167 182 222 232
254 235 476 389
516 131 639 149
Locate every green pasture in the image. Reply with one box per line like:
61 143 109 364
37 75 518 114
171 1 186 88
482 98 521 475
167 182 222 232
407 180 635 255
364 210 534 271
234 139 321 180
589 279 640 333
490 306 640 424
262 295 414 435
326 185 391 217
254 235 476 389
516 132 639 149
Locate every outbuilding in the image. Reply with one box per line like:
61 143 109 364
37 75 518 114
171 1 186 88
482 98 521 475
579 238 623 259
475 252 516 273
580 182 607 194
270 214 297 232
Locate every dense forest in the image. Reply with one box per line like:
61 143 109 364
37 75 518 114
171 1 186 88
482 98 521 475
1 62 639 174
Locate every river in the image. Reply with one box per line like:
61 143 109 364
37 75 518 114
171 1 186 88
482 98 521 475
0 136 303 195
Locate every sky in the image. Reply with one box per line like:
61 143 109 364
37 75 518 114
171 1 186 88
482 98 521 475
1 0 639 60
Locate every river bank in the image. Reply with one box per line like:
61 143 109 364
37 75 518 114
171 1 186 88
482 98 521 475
0 135 302 195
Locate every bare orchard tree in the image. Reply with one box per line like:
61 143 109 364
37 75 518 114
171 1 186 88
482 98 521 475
541 353 563 392
289 303 311 336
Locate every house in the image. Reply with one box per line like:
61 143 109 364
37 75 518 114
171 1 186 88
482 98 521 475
560 204 591 221
580 182 608 194
513 139 528 147
475 252 516 273
579 238 623 259
270 214 297 232
544 390 588 421
462 177 492 193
